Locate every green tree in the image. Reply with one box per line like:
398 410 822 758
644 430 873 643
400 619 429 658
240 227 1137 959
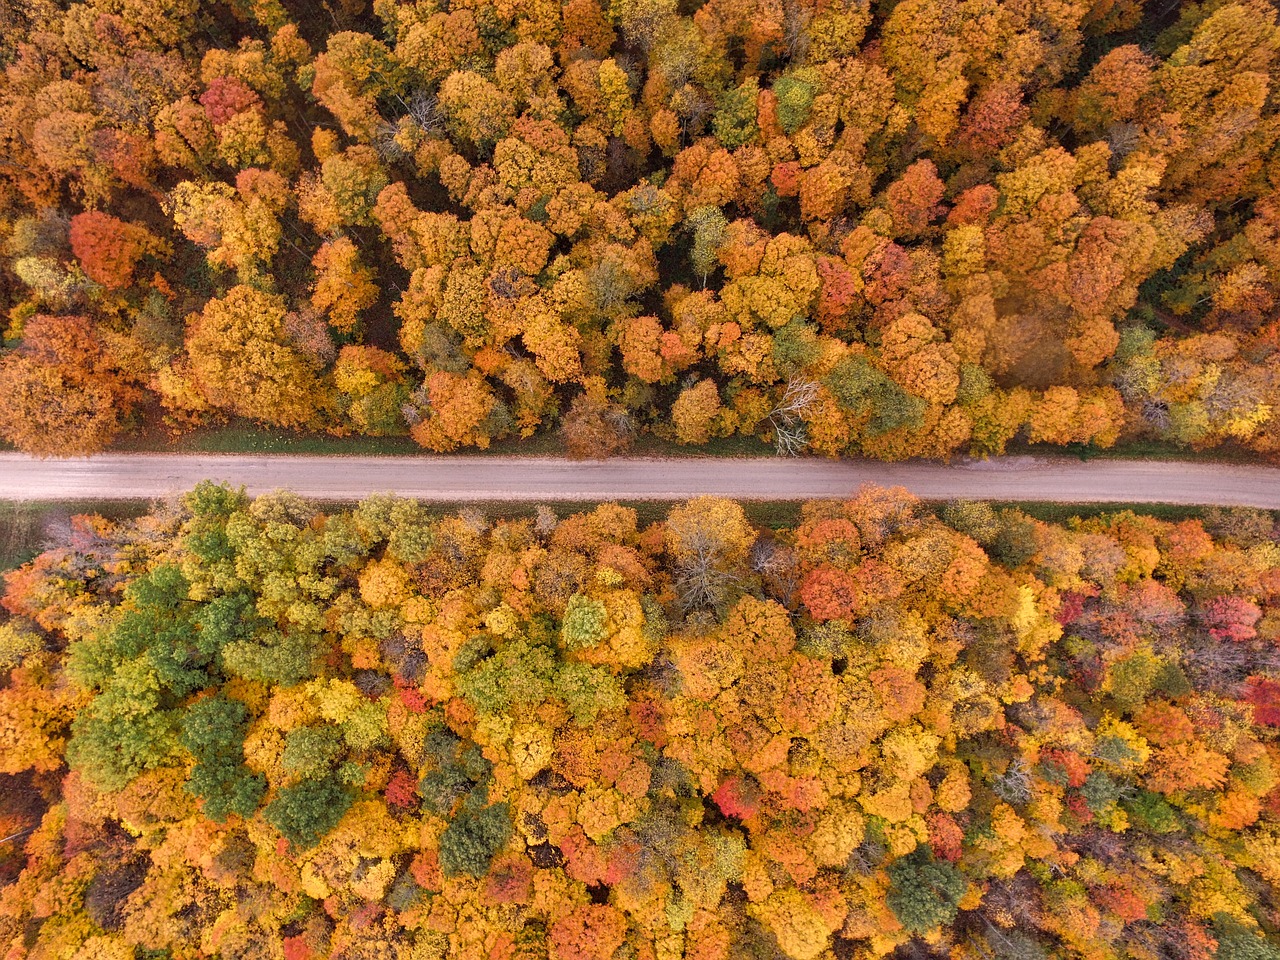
688 206 728 286
885 848 966 935
352 495 436 564
561 594 608 650
194 591 262 660
264 775 354 847
457 638 557 716
1212 915 1280 960
221 627 320 686
773 72 817 133
556 662 625 725
180 695 266 821
65 565 210 790
823 355 926 436
439 801 512 878
281 724 346 780
713 78 759 148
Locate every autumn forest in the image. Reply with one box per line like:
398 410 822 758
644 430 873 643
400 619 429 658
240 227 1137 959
4 0 1280 958
2 0 1280 456
0 487 1277 960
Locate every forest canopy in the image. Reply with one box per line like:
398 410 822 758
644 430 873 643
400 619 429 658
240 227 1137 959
1 0 1280 457
1 486 1279 959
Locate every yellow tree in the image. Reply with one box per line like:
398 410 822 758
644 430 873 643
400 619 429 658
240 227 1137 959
439 71 516 153
333 346 409 436
672 380 725 445
311 238 378 333
186 286 329 428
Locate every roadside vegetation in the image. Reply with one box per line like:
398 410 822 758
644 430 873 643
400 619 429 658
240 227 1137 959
0 500 151 572
6 498 1272 575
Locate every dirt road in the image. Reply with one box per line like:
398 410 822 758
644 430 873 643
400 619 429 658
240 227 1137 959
1 452 1277 507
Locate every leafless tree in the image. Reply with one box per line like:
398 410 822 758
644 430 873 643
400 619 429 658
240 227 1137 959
781 0 813 64
375 91 442 160
1185 638 1280 692
534 504 559 537
401 384 430 427
767 379 819 456
458 507 489 536
992 757 1033 804
674 529 741 613
488 266 524 300
752 538 801 607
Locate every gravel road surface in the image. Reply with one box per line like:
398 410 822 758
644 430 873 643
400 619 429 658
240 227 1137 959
1 453 1278 507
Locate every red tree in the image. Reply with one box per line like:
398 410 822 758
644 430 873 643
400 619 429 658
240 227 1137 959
1243 676 1280 726
1202 596 1262 643
199 76 262 126
69 211 166 290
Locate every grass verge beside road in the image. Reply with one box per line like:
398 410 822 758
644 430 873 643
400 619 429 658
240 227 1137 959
112 420 776 458
105 419 1261 464
978 501 1256 524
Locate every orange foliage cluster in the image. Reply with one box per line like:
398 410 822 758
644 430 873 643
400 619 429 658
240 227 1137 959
1 486 1279 959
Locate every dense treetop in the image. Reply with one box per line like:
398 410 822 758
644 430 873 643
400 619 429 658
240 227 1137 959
2 0 1280 456
1 487 1279 958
